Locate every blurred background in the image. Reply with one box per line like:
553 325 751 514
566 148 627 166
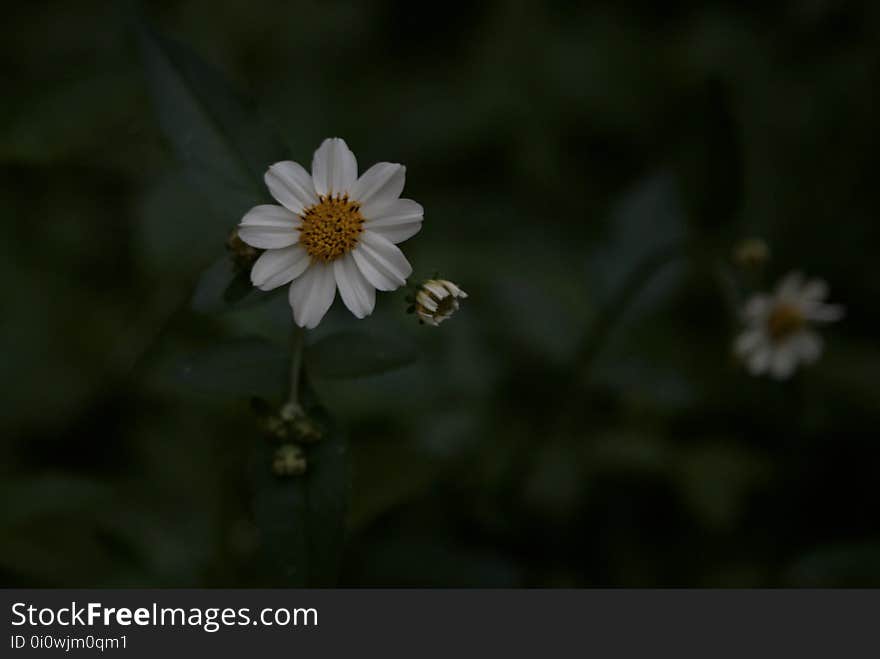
2 0 879 587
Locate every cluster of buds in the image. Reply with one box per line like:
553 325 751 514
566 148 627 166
732 238 770 270
408 279 468 326
272 444 307 477
253 399 324 477
226 226 261 272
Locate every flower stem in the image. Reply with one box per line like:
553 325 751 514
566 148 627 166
287 325 306 409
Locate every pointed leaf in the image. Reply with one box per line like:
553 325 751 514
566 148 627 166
137 22 287 225
305 331 418 379
137 21 289 313
150 337 288 399
190 256 279 313
250 388 350 586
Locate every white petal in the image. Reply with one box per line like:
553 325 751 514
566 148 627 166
333 254 376 319
743 295 771 322
776 271 804 301
364 198 423 244
350 230 412 291
424 281 449 299
805 303 845 323
288 262 336 329
794 330 823 364
440 280 466 298
364 199 423 227
747 347 771 375
367 223 421 244
265 161 318 214
734 329 765 357
351 247 397 291
418 310 440 326
416 290 438 311
770 345 798 380
239 205 301 248
250 245 311 291
351 163 406 212
799 278 828 304
311 138 357 197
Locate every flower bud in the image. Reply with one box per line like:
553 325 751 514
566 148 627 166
278 402 324 443
279 402 303 422
732 238 770 270
226 226 261 271
272 444 307 477
291 416 324 443
265 415 289 440
412 279 468 326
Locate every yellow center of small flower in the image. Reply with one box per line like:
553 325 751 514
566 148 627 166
299 194 364 262
435 296 457 316
767 303 805 342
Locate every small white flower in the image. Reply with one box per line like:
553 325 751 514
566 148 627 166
238 138 423 328
734 271 844 379
414 279 468 326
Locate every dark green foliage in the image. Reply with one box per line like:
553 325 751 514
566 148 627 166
306 331 418 379
2 0 879 588
250 390 351 586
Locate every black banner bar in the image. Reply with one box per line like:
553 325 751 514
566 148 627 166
2 590 877 657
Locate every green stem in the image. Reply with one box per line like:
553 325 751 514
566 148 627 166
501 244 687 494
569 244 684 382
287 325 306 409
550 243 686 437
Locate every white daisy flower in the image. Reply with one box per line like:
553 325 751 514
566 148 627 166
734 271 844 379
238 138 423 328
414 279 468 326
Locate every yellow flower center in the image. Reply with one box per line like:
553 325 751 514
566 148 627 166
435 296 458 316
766 303 805 342
299 194 364 262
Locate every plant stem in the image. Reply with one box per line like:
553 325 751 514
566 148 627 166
549 244 686 439
287 325 305 409
570 244 684 381
500 244 688 491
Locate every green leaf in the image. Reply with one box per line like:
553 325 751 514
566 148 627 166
137 21 288 313
136 171 224 277
150 337 288 399
787 543 880 587
0 476 110 527
137 22 287 225
348 439 448 533
190 256 278 313
222 294 295 348
0 476 141 586
223 269 257 305
250 388 350 586
0 73 140 166
590 171 686 308
305 331 419 379
674 442 772 532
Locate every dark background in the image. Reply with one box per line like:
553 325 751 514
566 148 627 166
2 0 879 587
